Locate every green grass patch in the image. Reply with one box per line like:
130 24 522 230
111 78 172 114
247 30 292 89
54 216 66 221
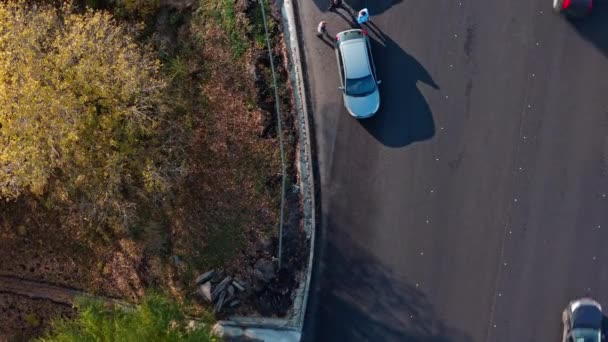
199 0 247 57
192 218 246 271
197 0 277 57
167 55 188 81
180 218 245 286
39 292 217 341
249 0 276 48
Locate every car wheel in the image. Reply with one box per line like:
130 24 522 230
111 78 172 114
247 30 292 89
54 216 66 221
553 0 565 12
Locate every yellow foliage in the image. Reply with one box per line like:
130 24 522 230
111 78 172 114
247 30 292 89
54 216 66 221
0 1 172 232
113 0 160 18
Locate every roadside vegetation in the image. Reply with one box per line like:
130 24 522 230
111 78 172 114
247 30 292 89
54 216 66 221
38 293 218 342
0 1 178 237
0 0 303 340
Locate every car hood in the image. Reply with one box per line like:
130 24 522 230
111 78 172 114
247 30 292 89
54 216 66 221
344 89 380 119
571 328 601 342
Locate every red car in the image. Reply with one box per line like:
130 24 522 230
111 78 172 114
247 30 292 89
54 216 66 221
553 0 593 18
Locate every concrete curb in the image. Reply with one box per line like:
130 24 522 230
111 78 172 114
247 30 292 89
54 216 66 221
213 0 316 340
282 0 316 330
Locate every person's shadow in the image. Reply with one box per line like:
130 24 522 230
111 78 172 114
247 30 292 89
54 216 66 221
312 0 403 15
330 7 388 44
568 0 608 58
361 34 439 147
317 33 336 49
314 0 396 43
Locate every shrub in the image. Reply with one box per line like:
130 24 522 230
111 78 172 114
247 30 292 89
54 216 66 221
0 2 185 234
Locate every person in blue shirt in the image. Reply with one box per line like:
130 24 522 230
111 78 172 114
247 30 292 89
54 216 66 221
357 8 369 25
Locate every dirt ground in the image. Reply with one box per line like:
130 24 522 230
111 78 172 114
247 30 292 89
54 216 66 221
0 294 74 342
0 0 308 340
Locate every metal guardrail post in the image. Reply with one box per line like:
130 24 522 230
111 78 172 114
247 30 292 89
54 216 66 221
259 0 287 269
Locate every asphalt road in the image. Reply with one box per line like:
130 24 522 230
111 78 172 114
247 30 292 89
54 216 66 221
297 0 608 341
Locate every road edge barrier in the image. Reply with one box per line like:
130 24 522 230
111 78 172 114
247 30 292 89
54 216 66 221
213 0 316 340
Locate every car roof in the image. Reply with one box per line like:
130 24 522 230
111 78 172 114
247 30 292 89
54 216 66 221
340 39 371 79
572 304 603 329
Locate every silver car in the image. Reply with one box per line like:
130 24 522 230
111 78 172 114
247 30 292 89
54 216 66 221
562 298 603 342
335 29 381 119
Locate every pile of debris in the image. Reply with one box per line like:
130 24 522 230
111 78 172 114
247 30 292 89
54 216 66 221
193 236 299 316
195 270 247 313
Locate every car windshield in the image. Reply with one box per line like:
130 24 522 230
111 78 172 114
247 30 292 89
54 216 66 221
571 328 601 342
345 75 376 97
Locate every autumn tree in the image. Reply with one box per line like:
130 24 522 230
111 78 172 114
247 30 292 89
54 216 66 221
0 1 183 233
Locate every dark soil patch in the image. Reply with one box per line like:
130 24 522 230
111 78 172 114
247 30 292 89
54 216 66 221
0 293 74 342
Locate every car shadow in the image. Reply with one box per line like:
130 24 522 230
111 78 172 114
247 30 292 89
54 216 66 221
360 34 439 148
301 218 473 342
312 0 402 14
568 0 608 58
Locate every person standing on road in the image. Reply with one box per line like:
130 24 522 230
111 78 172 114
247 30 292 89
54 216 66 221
356 8 369 25
316 21 329 38
328 0 343 11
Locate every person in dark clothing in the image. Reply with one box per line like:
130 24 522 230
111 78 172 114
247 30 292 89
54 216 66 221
316 21 328 38
328 0 343 11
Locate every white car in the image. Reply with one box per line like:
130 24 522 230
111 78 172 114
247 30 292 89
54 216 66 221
335 29 381 119
562 298 603 342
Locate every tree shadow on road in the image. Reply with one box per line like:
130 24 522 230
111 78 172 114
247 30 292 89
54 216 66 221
312 0 402 14
568 1 608 58
360 35 439 148
302 222 472 342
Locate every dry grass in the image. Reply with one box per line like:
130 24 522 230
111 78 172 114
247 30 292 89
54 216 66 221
169 0 284 286
0 199 145 300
